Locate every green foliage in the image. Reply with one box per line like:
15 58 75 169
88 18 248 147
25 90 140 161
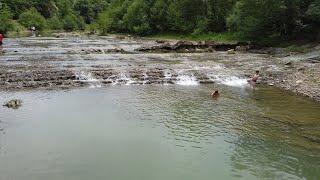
206 0 235 32
62 13 85 31
0 5 14 33
226 0 310 41
74 0 109 24
123 0 151 35
86 22 99 33
150 0 169 32
1 0 33 19
98 0 131 34
148 32 241 43
18 7 47 30
307 1 320 23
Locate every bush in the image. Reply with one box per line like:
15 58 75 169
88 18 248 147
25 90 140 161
192 18 208 35
47 15 63 30
18 7 47 30
86 23 99 33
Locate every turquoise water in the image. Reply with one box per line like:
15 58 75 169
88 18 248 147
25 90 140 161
0 85 319 180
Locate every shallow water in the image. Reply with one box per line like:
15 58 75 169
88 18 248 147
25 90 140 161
0 85 319 180
0 37 265 87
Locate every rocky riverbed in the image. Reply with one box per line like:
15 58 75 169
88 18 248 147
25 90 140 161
0 35 319 101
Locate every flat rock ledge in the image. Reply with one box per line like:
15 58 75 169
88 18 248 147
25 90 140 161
135 40 250 53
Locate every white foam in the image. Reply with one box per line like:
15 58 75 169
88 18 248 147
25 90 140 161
162 70 173 85
164 71 172 79
75 71 101 88
176 74 199 86
113 73 135 85
142 72 149 85
215 76 248 87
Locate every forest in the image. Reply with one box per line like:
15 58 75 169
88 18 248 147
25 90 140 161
0 0 319 43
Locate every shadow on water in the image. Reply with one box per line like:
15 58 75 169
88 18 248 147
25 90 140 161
229 86 320 179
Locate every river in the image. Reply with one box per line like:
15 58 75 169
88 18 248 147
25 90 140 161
0 36 319 180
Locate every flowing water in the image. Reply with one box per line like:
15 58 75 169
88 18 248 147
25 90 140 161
0 36 319 180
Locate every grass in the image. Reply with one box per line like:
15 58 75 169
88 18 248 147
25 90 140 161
285 45 310 53
148 32 315 54
147 32 245 43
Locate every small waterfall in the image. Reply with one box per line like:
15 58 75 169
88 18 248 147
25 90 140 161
164 71 172 80
142 72 149 85
176 74 199 86
75 71 102 88
164 70 172 85
113 73 135 85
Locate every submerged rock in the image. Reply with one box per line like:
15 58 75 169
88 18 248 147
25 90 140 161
104 48 126 53
3 99 23 109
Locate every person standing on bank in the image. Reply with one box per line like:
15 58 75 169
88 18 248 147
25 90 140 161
0 33 4 55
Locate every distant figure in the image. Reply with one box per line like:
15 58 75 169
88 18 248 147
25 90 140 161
248 70 260 87
0 33 4 46
0 33 4 55
211 90 220 98
31 26 36 37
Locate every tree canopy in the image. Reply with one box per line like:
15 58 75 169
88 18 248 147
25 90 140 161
0 0 319 42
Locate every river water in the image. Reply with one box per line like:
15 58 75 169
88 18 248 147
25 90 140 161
0 85 319 180
0 36 319 179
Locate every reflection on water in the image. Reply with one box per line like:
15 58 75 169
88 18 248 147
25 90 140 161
0 85 319 180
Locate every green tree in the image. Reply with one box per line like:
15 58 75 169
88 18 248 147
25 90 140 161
2 0 33 19
74 0 109 24
150 0 169 32
205 0 235 32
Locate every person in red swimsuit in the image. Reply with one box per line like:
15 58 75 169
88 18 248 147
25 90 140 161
0 33 4 55
0 33 4 46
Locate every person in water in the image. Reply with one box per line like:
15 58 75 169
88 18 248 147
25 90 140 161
251 70 260 82
248 70 260 87
211 90 220 98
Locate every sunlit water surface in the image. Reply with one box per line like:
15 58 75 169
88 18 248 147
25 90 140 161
0 85 319 180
